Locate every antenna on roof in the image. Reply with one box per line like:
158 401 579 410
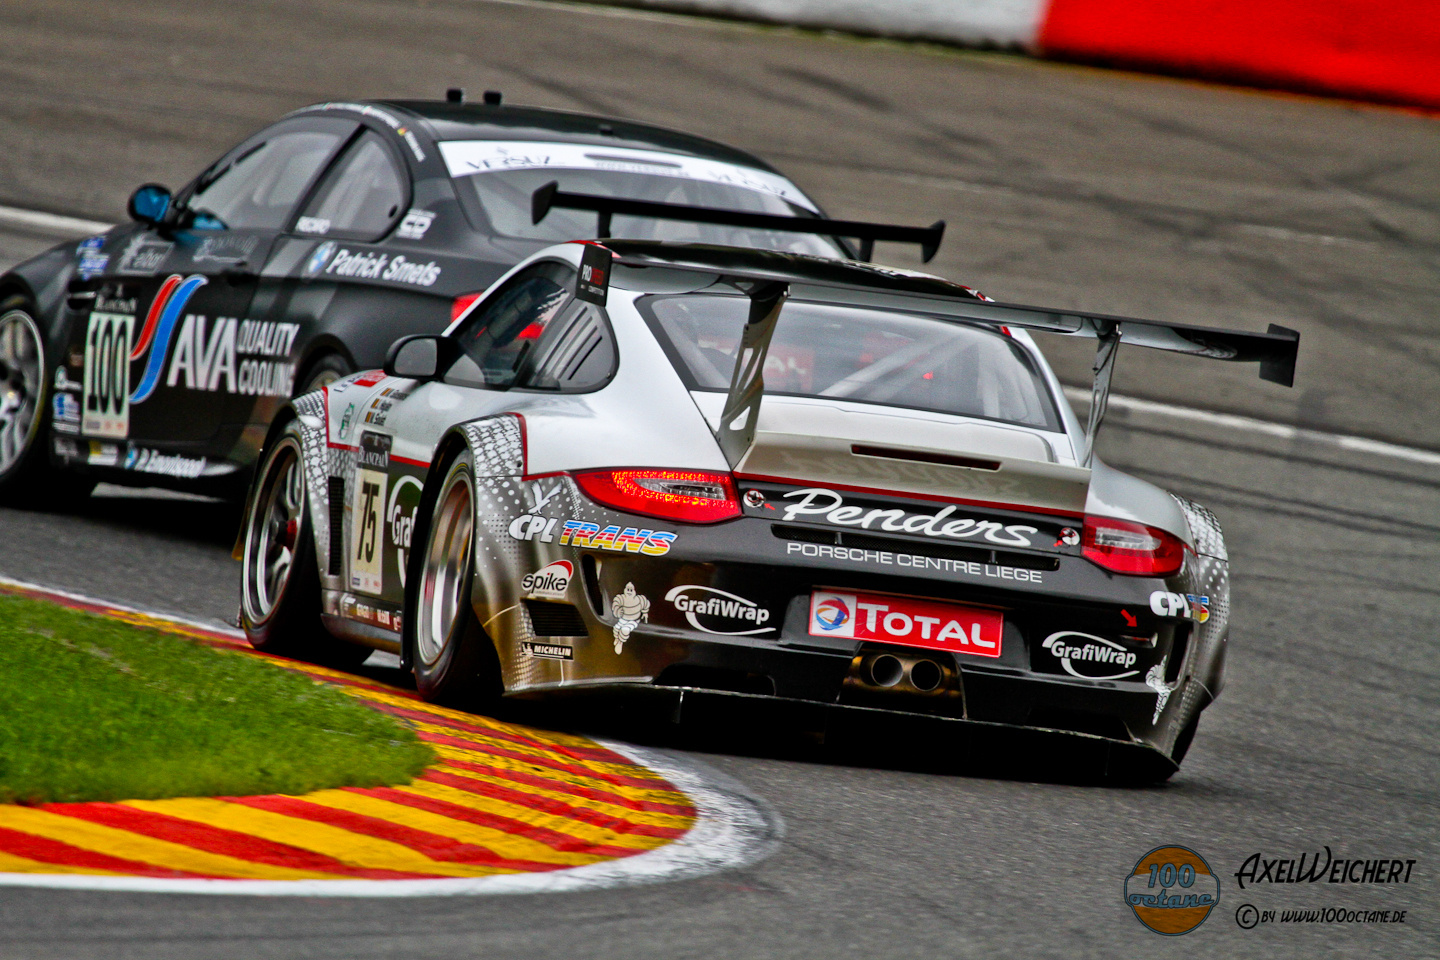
446 87 465 104
483 90 503 106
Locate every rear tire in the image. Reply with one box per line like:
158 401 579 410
408 447 500 708
0 296 94 508
295 352 354 396
240 418 369 668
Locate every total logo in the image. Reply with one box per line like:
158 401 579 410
521 560 573 600
807 590 1004 657
1150 591 1209 623
813 597 850 631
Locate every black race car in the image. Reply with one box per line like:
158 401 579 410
0 92 883 502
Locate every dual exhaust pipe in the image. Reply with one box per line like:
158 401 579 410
863 652 946 693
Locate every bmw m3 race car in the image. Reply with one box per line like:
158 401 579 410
240 199 1298 781
0 92 890 503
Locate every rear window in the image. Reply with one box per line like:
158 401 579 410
641 294 1061 431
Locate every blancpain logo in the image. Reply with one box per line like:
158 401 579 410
779 488 1039 548
665 585 774 636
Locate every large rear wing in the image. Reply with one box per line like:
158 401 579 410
531 181 946 263
571 237 1302 468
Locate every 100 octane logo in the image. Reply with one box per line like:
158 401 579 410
1124 846 1221 935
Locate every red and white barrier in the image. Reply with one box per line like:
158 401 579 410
599 0 1440 109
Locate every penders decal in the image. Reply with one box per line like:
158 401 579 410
779 488 1040 548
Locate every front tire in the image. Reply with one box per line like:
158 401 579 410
408 447 500 708
0 295 93 507
240 418 368 668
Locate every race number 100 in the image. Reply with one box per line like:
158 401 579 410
82 311 133 439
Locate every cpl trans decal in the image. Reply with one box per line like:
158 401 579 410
522 560 573 600
1040 631 1140 680
665 585 774 636
509 510 678 557
778 488 1040 547
808 590 1003 657
1124 845 1220 936
1150 591 1209 623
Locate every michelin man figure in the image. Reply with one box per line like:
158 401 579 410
610 582 650 654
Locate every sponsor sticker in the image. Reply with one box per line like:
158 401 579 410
807 590 1003 657
295 216 331 235
784 540 1044 584
303 240 337 278
779 488 1041 548
163 316 299 398
116 237 173 275
324 248 441 287
522 560 573 600
396 209 435 240
123 446 207 479
1040 631 1140 680
665 585 774 636
387 475 423 588
52 393 80 428
1150 591 1209 623
610 582 649 654
193 234 257 264
521 641 574 661
576 243 611 305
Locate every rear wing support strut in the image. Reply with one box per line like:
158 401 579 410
717 280 789 468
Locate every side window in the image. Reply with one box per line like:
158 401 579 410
527 304 617 392
186 124 350 231
448 261 574 389
295 130 408 240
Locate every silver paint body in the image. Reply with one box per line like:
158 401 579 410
284 241 1231 758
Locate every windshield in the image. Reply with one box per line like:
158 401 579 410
441 140 846 257
642 294 1062 431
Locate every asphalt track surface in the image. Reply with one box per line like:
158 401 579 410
0 1 1437 956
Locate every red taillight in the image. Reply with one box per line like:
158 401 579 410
451 291 485 323
1082 515 1187 576
573 469 741 524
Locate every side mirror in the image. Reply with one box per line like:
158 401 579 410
385 335 444 380
128 184 172 225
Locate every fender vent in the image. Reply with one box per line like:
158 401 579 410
524 600 589 637
327 477 345 576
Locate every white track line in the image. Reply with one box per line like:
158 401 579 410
0 576 783 896
0 204 112 236
1062 387 1440 468
2 201 1433 468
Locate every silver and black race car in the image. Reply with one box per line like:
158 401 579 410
0 92 908 503
239 197 1297 780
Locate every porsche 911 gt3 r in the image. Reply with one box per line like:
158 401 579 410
240 213 1298 781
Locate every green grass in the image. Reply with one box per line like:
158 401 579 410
0 595 434 805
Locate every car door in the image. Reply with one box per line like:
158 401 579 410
339 259 596 625
97 117 356 458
